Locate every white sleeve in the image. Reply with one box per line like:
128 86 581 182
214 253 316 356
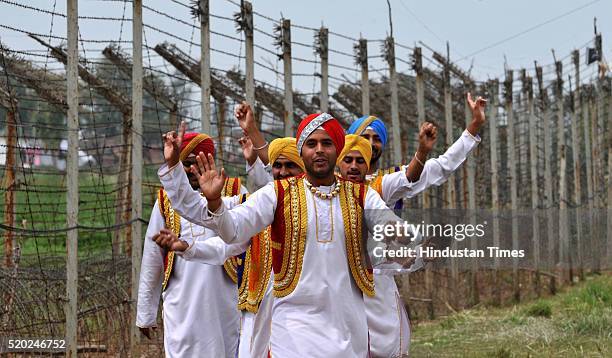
364 188 425 275
364 187 400 228
177 236 249 265
408 130 480 198
136 200 165 328
246 157 274 192
158 163 243 227
240 184 250 195
204 183 277 245
380 166 411 206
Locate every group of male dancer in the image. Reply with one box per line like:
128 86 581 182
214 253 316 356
137 93 486 357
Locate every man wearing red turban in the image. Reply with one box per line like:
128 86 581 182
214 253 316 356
138 130 247 357
158 110 409 357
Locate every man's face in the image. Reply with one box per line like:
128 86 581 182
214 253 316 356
272 155 304 180
182 156 199 190
301 129 337 179
360 128 382 166
338 150 368 182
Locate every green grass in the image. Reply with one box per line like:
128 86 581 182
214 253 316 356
524 300 553 318
1 171 162 260
411 275 612 357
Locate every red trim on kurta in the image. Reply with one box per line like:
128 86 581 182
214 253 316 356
163 253 169 274
158 188 169 273
231 177 240 196
158 188 165 214
248 236 261 292
271 180 286 274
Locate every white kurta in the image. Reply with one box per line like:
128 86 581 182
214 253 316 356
136 196 243 358
366 129 480 357
159 163 397 358
179 218 273 358
180 158 274 358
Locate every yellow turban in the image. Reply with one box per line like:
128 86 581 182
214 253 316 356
337 134 372 170
268 137 305 171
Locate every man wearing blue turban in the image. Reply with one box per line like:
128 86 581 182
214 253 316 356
344 93 488 358
346 115 388 172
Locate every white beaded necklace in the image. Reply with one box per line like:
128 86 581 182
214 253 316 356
304 178 341 199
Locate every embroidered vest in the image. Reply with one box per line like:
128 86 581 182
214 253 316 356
159 177 243 291
270 175 374 298
236 226 273 313
368 166 404 210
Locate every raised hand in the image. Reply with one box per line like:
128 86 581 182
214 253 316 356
417 121 438 155
235 101 256 134
466 92 487 136
152 228 189 252
162 121 186 168
238 134 257 166
191 152 226 204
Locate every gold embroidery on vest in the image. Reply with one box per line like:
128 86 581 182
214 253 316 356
271 177 374 297
273 177 308 298
160 190 181 291
340 179 375 296
241 227 273 313
221 178 242 284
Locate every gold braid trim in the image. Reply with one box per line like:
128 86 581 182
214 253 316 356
160 190 181 291
223 257 239 284
277 179 292 281
236 248 251 310
243 227 273 313
339 179 374 297
221 178 243 284
273 177 308 298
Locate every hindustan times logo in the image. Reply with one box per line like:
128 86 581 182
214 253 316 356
372 221 487 242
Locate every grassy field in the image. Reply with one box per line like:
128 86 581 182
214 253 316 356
410 274 611 357
2 170 162 259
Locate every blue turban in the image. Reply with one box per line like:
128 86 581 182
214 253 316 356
346 115 388 148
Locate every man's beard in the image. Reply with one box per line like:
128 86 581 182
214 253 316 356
306 160 335 179
345 169 365 182
370 149 382 167
186 172 199 190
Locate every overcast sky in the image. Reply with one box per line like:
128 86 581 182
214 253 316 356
1 0 610 94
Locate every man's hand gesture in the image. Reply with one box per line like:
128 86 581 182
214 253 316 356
152 228 189 252
190 152 226 211
162 121 186 168
466 92 487 136
417 121 438 155
235 101 257 134
238 134 257 166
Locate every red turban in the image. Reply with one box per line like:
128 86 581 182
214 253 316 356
180 132 215 161
296 113 345 156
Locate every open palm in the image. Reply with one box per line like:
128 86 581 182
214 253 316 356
191 152 226 200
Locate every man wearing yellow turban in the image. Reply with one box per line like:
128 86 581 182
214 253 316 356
337 134 372 182
268 137 305 179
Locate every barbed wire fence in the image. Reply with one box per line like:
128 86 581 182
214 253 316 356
0 0 610 355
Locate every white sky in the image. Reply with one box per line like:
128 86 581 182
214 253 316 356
1 0 610 99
